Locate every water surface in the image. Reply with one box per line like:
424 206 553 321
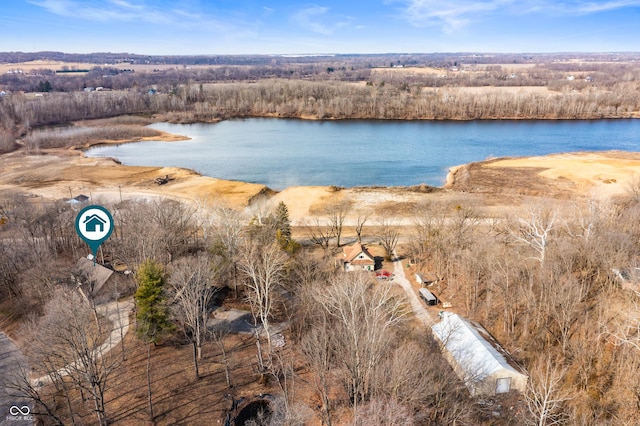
85 118 640 189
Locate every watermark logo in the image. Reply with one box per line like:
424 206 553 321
75 205 114 259
6 405 33 422
9 406 29 416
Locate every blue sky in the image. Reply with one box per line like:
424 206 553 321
1 0 639 54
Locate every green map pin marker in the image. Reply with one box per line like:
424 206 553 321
75 205 114 259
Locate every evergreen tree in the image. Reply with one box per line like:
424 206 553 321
273 201 298 253
274 201 292 242
135 259 174 343
134 258 173 421
37 80 52 92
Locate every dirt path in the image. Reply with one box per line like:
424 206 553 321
30 298 134 387
392 251 434 327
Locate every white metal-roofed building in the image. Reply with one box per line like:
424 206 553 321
432 312 528 397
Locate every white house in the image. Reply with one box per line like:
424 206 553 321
335 243 375 272
432 312 528 397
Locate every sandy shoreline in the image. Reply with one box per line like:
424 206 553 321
2 117 640 222
3 144 640 225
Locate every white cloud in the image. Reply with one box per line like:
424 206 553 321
28 0 242 33
517 0 640 15
29 0 171 23
29 0 230 26
292 6 332 35
398 0 640 32
399 0 513 31
574 0 640 13
291 5 351 35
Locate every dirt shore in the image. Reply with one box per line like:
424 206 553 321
2 144 640 222
0 150 269 209
445 151 640 199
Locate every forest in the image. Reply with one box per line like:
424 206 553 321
2 52 640 425
2 188 640 424
2 52 640 153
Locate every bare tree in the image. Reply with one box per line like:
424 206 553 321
510 206 557 266
448 204 479 250
267 395 313 426
239 241 288 369
316 272 406 416
625 172 640 202
246 194 273 227
354 208 371 244
525 355 570 426
325 199 352 247
169 253 222 379
111 201 164 266
377 215 400 261
374 337 470 419
410 202 448 269
210 324 233 389
546 272 588 356
18 289 119 425
300 316 334 426
7 362 67 426
211 206 246 298
564 199 608 243
303 216 335 254
150 199 198 262
0 239 25 301
353 397 415 426
605 299 640 353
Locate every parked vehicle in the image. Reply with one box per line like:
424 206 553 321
419 288 438 306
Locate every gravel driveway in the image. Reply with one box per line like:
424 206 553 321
392 251 434 327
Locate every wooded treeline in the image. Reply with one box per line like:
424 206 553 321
1 53 640 151
3 51 637 68
3 188 640 424
1 73 639 152
407 194 640 424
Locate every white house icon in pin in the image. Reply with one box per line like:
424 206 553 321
83 214 107 232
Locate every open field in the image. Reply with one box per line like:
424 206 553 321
447 151 640 199
0 60 98 73
371 63 539 75
0 60 224 74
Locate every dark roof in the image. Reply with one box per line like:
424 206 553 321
76 257 114 296
66 194 90 204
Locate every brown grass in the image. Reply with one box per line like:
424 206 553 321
0 151 268 209
0 61 233 75
0 61 97 74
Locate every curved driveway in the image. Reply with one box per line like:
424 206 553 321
30 298 134 387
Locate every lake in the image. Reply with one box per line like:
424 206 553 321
85 118 640 190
